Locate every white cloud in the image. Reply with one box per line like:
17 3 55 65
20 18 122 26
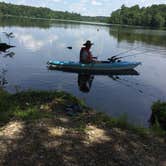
15 32 59 51
17 34 44 51
91 0 102 6
69 0 88 14
121 0 166 7
51 0 61 2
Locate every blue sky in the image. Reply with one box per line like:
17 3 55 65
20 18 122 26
0 0 166 16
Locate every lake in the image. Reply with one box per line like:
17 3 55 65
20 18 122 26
0 17 166 127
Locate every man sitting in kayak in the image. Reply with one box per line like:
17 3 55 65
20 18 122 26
80 40 97 64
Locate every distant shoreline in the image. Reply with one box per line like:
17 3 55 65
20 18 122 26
1 15 165 30
1 15 111 27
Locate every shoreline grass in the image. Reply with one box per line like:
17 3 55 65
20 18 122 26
0 88 165 137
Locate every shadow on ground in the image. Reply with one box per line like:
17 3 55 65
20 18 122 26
0 91 166 166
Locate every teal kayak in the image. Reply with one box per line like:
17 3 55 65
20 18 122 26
47 60 141 71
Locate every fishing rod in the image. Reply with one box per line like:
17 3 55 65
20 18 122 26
108 50 149 62
112 46 166 58
117 50 150 59
111 46 141 57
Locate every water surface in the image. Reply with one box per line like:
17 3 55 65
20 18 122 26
0 17 166 126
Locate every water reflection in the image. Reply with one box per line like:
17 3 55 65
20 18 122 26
0 42 15 88
0 43 15 58
77 70 139 93
78 74 94 93
0 16 82 29
0 29 15 57
109 27 166 46
0 16 51 29
0 68 8 88
3 32 15 45
2 51 15 58
49 67 139 93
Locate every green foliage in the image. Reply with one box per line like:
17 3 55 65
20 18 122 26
0 88 10 111
0 89 87 124
150 118 166 137
110 4 166 27
0 89 64 123
13 106 51 120
151 14 165 27
152 101 166 119
149 101 166 136
151 101 166 128
0 2 108 23
90 112 130 129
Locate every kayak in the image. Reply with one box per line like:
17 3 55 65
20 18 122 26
49 67 139 76
47 60 141 71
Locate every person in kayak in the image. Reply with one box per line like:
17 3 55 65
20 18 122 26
80 40 97 64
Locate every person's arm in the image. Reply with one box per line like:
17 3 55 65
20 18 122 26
89 51 97 60
87 55 92 62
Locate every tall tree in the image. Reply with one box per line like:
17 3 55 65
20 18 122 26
109 4 166 27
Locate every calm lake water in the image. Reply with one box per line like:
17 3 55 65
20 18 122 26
0 17 166 126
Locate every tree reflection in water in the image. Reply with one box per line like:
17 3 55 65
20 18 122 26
0 43 15 58
0 42 15 88
0 69 8 88
2 51 15 58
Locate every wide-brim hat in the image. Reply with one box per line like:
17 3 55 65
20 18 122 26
83 40 93 46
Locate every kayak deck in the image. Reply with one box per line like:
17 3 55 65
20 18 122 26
47 60 141 71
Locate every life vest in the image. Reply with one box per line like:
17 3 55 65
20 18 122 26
80 47 92 63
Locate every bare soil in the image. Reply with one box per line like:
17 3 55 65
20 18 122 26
0 108 166 166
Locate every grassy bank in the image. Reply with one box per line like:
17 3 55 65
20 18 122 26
0 88 165 135
0 88 86 124
0 89 166 165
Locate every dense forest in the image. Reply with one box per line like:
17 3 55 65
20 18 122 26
109 4 166 27
0 2 108 23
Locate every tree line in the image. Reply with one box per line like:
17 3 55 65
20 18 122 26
0 2 108 23
109 4 166 27
0 2 166 27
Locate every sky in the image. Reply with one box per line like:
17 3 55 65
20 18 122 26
0 0 166 16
